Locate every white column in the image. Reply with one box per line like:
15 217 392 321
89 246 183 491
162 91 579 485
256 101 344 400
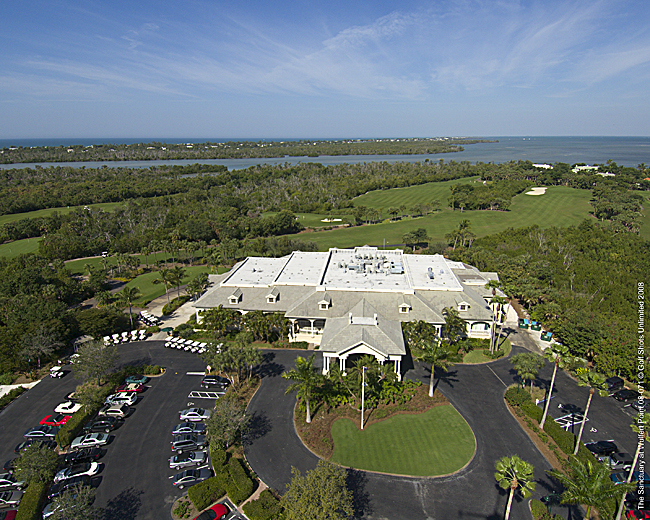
309 319 315 337
395 358 402 381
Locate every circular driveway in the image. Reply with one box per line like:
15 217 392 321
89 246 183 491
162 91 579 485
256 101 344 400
244 346 576 520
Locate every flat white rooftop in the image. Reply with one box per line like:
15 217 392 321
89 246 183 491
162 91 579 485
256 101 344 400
221 247 469 293
274 251 330 286
403 254 463 291
222 257 289 287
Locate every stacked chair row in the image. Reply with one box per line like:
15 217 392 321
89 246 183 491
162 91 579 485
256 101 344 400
103 329 148 345
163 337 210 354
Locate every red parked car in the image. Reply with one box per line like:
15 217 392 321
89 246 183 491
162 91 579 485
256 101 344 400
39 413 71 427
115 383 144 393
0 510 17 520
627 511 650 520
194 503 228 520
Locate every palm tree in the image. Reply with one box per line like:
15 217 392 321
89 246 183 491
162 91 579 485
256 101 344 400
282 354 323 424
574 368 608 455
442 307 465 345
117 286 141 330
411 338 450 397
540 343 571 429
154 268 173 305
615 412 650 520
494 455 535 520
510 353 544 392
169 266 187 298
489 295 508 353
548 456 633 520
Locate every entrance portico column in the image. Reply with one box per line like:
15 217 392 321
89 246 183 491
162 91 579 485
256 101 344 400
395 358 402 381
309 319 315 337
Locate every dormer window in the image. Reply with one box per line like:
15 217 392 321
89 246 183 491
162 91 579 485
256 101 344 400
399 303 411 314
318 293 331 311
266 288 279 304
458 302 469 311
229 288 242 305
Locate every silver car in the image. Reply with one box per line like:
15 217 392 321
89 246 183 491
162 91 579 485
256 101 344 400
172 422 206 435
0 471 25 491
0 489 23 508
179 408 211 422
170 468 213 489
171 434 207 452
169 450 207 469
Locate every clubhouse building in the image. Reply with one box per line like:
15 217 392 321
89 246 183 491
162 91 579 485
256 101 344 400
194 247 499 380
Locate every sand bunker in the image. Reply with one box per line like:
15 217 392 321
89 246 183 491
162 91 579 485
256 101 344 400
321 218 342 222
525 187 547 196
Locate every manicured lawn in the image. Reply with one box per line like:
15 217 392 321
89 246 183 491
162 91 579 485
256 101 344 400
353 177 479 216
329 405 475 476
120 266 213 306
0 202 123 226
463 338 512 364
296 186 594 250
263 212 353 228
0 237 41 259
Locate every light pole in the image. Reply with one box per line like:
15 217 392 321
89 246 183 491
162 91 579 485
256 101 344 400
361 366 367 430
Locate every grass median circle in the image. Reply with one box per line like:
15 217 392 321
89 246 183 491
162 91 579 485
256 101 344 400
329 404 475 476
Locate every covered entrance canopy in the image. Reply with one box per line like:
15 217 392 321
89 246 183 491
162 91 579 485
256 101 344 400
319 300 406 380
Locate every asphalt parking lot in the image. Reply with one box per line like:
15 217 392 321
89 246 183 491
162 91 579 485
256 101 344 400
0 341 213 520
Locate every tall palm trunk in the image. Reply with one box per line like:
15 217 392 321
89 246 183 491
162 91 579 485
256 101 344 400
574 388 595 455
429 365 435 397
540 359 558 428
505 484 516 520
306 399 312 424
615 439 644 520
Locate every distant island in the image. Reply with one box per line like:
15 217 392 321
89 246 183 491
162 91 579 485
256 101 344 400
0 137 496 164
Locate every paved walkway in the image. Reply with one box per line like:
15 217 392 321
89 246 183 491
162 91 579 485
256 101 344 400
144 289 199 341
0 381 39 399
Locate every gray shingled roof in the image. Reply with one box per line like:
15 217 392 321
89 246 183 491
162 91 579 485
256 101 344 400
319 300 405 357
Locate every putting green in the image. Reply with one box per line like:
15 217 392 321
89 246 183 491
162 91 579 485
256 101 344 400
330 405 475 476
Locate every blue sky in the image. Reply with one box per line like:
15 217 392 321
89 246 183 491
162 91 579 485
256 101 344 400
1 0 649 138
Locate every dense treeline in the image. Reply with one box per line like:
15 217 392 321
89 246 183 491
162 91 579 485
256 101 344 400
0 159 545 217
0 163 227 214
448 179 532 211
448 220 649 380
0 138 494 164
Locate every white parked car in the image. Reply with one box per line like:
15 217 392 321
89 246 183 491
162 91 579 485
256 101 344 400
105 392 137 406
53 462 100 483
70 433 109 450
179 408 211 422
54 401 82 414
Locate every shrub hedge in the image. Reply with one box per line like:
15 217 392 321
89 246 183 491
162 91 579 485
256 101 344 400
242 490 282 520
210 444 228 474
163 295 190 316
529 498 547 520
57 385 114 448
224 457 256 505
0 386 26 411
187 477 226 512
15 479 48 520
